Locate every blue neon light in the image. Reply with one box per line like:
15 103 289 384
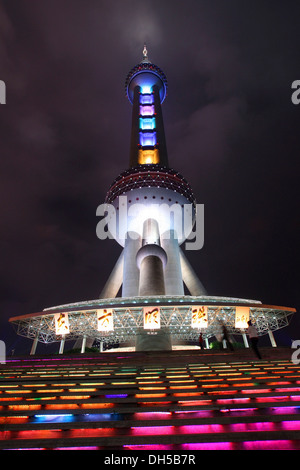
33 414 75 423
139 132 157 146
140 94 154 105
141 85 152 94
139 118 156 130
34 414 73 418
105 394 128 398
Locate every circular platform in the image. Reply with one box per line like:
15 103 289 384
9 295 295 346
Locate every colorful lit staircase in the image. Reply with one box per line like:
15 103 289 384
1 348 300 450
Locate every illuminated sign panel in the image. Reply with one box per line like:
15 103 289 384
235 306 250 328
143 307 160 330
54 313 70 335
97 309 114 331
191 306 208 328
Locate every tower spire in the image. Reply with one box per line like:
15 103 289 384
142 44 149 63
125 47 168 167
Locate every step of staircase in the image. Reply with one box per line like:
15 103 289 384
1 348 300 450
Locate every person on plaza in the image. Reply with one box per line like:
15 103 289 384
199 332 204 350
247 320 262 359
221 323 234 351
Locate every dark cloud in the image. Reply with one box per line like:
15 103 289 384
0 0 299 352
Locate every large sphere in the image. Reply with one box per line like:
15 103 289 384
104 165 196 246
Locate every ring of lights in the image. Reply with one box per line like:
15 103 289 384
105 164 196 206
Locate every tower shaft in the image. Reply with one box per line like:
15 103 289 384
129 85 168 168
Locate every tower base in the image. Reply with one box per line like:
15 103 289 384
135 328 172 351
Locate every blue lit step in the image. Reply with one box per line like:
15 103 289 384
2 406 300 431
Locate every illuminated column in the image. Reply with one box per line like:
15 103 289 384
59 335 65 354
122 231 141 297
81 335 87 353
179 248 207 295
136 218 167 296
30 335 38 356
161 229 184 295
205 337 209 349
242 331 249 348
268 329 277 347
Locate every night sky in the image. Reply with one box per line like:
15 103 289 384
0 0 299 353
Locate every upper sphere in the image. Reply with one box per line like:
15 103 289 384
125 48 167 104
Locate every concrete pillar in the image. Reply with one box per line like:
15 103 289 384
205 337 209 349
179 248 207 296
137 251 166 295
161 230 184 295
30 335 38 355
122 231 141 297
73 337 94 350
81 335 87 354
136 219 172 351
136 219 167 296
268 330 277 347
59 335 65 354
99 341 103 352
135 218 171 351
242 331 249 348
99 251 124 299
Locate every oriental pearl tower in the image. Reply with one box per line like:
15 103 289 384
9 47 295 354
99 45 206 350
